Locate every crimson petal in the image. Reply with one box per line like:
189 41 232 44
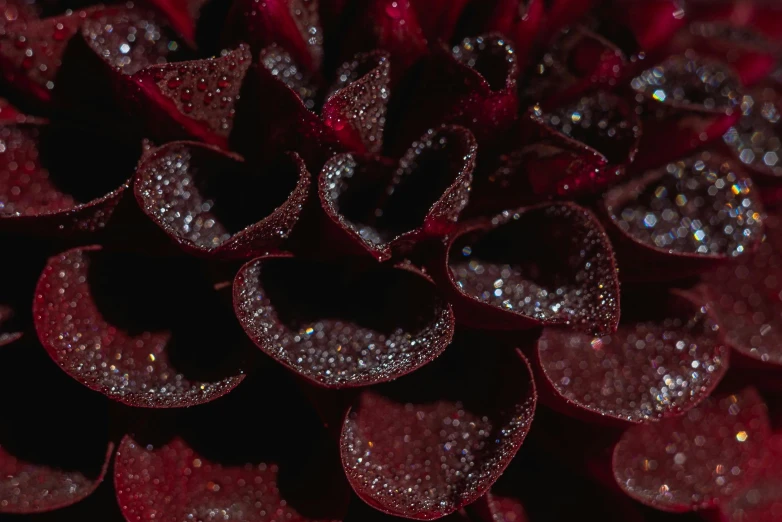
612 388 770 512
321 50 390 155
340 334 536 520
631 54 743 171
481 0 545 71
605 0 685 56
223 0 323 72
0 98 21 121
409 0 468 43
319 125 476 261
0 119 140 236
144 0 208 46
123 44 251 148
432 202 620 334
0 339 114 513
233 255 454 388
34 246 249 408
537 289 729 424
134 141 309 259
720 433 782 522
602 152 765 281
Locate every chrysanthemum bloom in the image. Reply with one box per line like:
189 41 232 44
3 0 782 520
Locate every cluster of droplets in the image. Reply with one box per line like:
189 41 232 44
135 146 231 249
532 92 639 162
341 392 534 517
152 45 249 135
450 205 618 332
610 155 764 256
288 0 322 66
35 248 243 408
613 389 768 510
631 54 742 113
724 89 782 176
689 21 770 49
538 305 726 422
259 44 316 109
0 123 77 216
234 260 453 387
82 4 180 75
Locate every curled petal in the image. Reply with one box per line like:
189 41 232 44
612 388 770 512
699 214 782 366
481 0 545 71
322 50 390 155
340 334 536 520
319 125 476 261
602 152 765 281
433 202 620 334
0 340 114 513
631 54 743 170
0 8 105 105
114 375 349 521
537 290 729 424
123 45 251 148
223 0 323 71
0 120 140 236
135 141 309 259
34 246 249 408
233 255 454 388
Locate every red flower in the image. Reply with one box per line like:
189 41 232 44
1 0 782 520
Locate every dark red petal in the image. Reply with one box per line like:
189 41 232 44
607 0 685 54
321 50 390 155
720 433 782 522
0 120 140 236
723 85 782 183
342 0 426 79
482 0 545 71
542 0 597 42
471 493 529 522
124 45 251 148
0 339 114 513
602 152 765 281
319 125 476 261
0 0 37 35
537 289 729 424
612 388 770 512
114 374 349 521
143 0 207 45
134 141 309 259
258 43 318 109
0 8 104 105
409 0 469 42
233 255 454 388
631 54 743 171
34 246 249 408
340 334 536 520
0 98 21 120
699 214 782 366
433 202 620 334
222 0 323 72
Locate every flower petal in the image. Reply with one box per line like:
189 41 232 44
321 50 390 155
602 152 765 280
134 141 309 259
233 255 454 388
612 388 770 512
340 334 536 520
0 98 21 121
480 0 545 71
605 0 686 55
433 202 620 334
34 246 249 408
123 44 251 148
319 125 476 261
0 339 114 513
143 0 208 46
721 433 782 522
537 289 729 423
114 373 349 521
0 119 140 236
223 0 323 72
409 0 469 43
631 54 743 170
0 304 22 346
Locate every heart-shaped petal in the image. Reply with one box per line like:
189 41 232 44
233 255 454 388
123 44 251 148
0 339 114 513
319 125 476 261
602 152 765 280
34 246 249 408
340 333 536 520
0 120 141 236
223 0 323 72
537 289 729 423
134 141 310 259
631 54 743 170
612 388 770 512
432 202 620 334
